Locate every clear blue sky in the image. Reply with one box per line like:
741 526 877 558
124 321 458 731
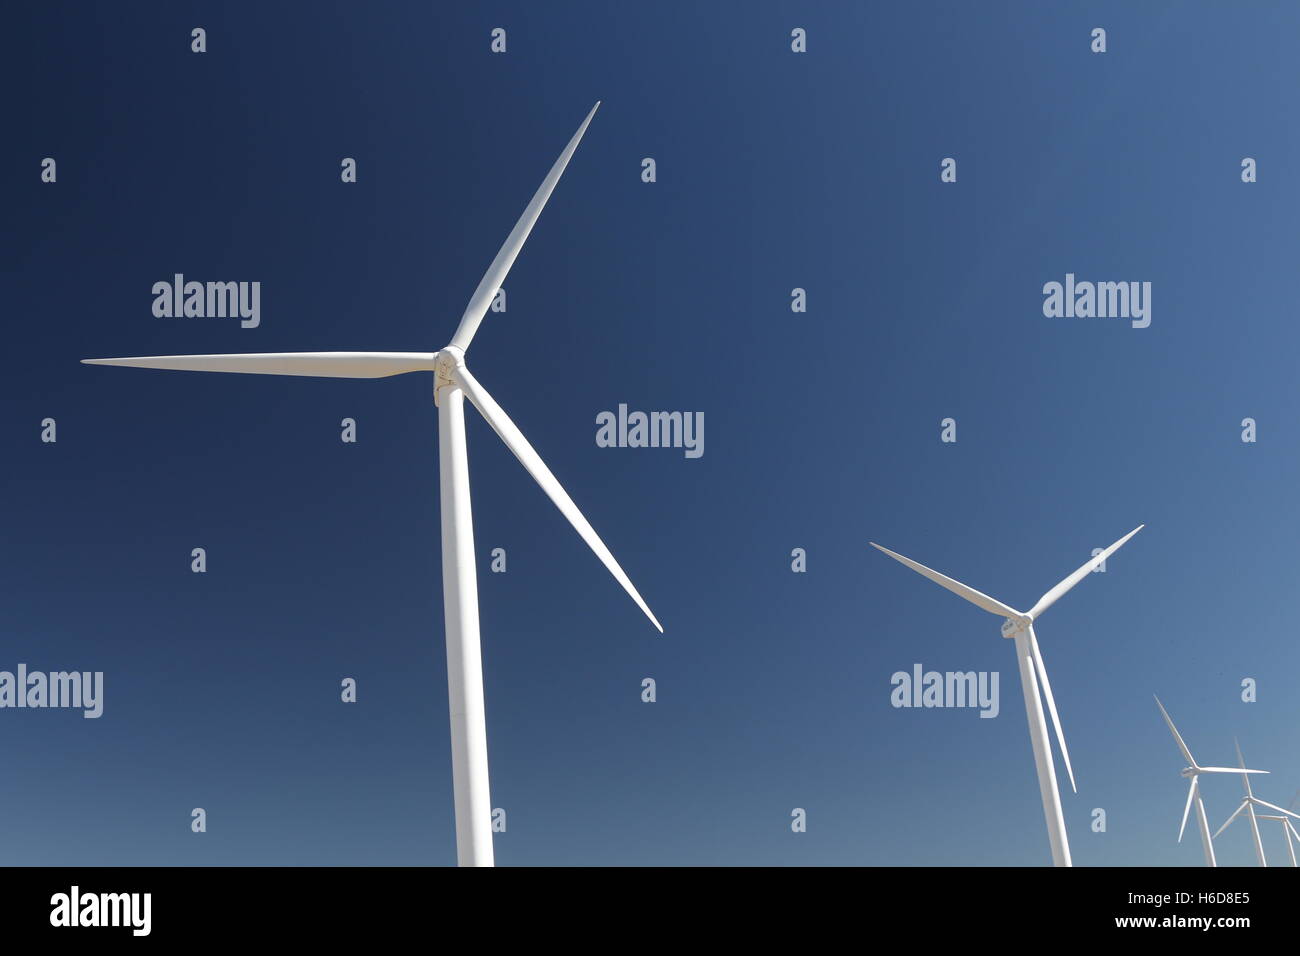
5 1 1299 865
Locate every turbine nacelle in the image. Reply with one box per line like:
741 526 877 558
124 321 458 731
433 347 463 402
1000 616 1031 638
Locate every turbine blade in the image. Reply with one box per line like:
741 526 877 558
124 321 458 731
868 543 1020 619
1213 801 1248 840
81 352 439 378
1153 695 1196 767
448 102 600 353
1198 767 1269 775
1252 798 1300 820
1235 738 1254 797
1027 525 1143 620
1028 626 1075 793
1178 778 1196 842
452 365 662 633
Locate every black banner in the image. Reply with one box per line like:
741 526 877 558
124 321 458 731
0 866 1283 942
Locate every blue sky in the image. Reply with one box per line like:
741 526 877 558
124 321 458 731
4 1 1300 865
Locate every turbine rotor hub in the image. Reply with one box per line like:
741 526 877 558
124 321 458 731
434 346 467 405
1000 617 1029 638
436 345 465 371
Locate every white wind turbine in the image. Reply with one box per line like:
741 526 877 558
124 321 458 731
81 103 663 867
870 526 1143 867
1259 792 1300 867
1213 739 1300 867
1153 696 1269 867
1255 811 1300 867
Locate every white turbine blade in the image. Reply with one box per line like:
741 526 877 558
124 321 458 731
1028 626 1075 793
1213 801 1249 840
1198 767 1269 775
1178 778 1197 842
448 102 600 353
452 366 662 633
1206 801 1248 837
1153 695 1197 767
1235 738 1254 797
82 352 438 378
1252 797 1300 820
1027 525 1143 621
868 543 1021 619
1288 820 1300 844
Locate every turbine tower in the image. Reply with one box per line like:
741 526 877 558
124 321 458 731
1213 739 1300 867
82 103 663 867
1274 791 1300 867
870 526 1143 866
1153 696 1267 867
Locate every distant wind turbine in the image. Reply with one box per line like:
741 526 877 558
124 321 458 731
82 102 664 867
1153 696 1268 867
870 526 1143 866
1266 792 1300 867
1255 812 1300 867
1213 739 1300 867
1266 791 1300 867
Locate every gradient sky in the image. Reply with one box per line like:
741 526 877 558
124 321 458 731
5 1 1300 866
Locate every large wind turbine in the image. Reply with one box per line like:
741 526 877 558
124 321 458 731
1153 696 1268 867
81 103 663 867
870 526 1143 866
1213 739 1300 867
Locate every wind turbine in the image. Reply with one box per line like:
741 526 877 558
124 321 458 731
1153 696 1268 867
870 526 1143 866
1277 790 1300 867
81 102 663 867
1262 792 1300 867
1212 739 1300 867
1255 812 1300 867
